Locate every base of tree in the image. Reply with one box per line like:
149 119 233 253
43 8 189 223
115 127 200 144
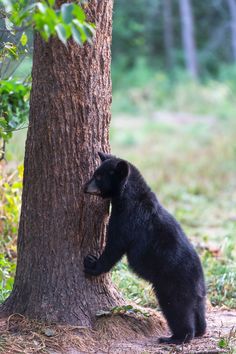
0 276 125 325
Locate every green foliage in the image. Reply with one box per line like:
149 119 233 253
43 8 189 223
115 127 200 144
0 42 20 61
112 0 151 68
203 236 236 308
1 0 95 45
112 0 233 75
0 165 22 302
0 79 30 142
218 337 228 349
0 253 16 302
0 165 23 248
0 0 95 147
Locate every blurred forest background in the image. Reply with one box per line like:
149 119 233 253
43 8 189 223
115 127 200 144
0 0 236 312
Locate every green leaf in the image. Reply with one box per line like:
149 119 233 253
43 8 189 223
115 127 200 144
46 7 59 27
12 182 22 189
124 305 133 310
1 0 12 12
36 2 47 14
72 20 87 43
0 118 8 129
24 3 37 13
5 18 14 32
20 32 28 46
71 24 82 45
4 43 18 59
61 3 74 24
96 310 111 317
43 24 51 40
55 24 67 45
85 22 96 36
72 4 86 22
218 338 227 348
63 24 72 39
47 0 55 7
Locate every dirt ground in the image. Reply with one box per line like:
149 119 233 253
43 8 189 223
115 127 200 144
0 308 235 354
49 309 236 354
101 310 236 354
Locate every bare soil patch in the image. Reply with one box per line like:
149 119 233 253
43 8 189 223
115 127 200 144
105 309 236 354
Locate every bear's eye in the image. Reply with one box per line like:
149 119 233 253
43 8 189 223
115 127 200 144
96 175 102 181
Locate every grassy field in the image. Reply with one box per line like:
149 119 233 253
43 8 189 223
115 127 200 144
110 113 236 309
1 71 236 309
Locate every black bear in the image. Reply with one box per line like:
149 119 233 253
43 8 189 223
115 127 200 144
84 152 206 344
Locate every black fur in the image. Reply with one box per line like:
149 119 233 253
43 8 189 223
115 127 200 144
84 152 206 344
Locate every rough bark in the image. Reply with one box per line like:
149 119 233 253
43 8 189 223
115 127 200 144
163 0 174 70
178 0 198 78
1 0 124 325
227 0 236 61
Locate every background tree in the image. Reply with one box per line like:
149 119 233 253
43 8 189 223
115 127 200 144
227 0 236 62
162 0 175 70
1 0 124 325
178 0 198 78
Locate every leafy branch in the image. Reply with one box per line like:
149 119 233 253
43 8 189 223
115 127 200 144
1 0 95 45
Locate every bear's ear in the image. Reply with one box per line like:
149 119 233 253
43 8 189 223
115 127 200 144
98 151 114 162
116 160 130 181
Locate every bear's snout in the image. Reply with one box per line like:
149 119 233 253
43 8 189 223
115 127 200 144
83 178 101 196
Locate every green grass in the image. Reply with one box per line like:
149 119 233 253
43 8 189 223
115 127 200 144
112 259 156 308
112 61 236 121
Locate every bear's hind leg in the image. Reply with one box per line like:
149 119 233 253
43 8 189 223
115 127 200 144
158 301 195 344
159 334 192 345
195 299 206 337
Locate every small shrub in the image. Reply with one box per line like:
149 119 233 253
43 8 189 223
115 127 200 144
0 164 22 302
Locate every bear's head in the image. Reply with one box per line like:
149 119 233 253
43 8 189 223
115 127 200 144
84 152 130 199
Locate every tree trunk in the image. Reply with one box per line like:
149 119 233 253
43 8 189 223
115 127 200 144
178 0 198 78
227 0 236 61
1 0 124 326
163 0 174 70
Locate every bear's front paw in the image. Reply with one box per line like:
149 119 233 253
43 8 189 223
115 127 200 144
84 254 98 269
84 254 101 276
